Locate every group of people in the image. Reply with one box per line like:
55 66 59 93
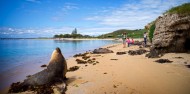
121 32 147 48
121 32 133 48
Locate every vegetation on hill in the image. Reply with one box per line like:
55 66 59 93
54 34 93 38
98 29 146 38
164 3 190 15
54 28 94 38
54 28 146 39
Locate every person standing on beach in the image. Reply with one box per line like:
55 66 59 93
122 32 127 48
131 38 134 44
144 32 147 46
126 38 131 47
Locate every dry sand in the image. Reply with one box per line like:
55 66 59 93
66 43 190 94
1 42 190 94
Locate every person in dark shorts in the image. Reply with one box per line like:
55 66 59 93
144 32 147 46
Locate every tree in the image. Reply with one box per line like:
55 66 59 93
54 34 59 38
63 34 71 38
71 28 77 35
59 34 64 38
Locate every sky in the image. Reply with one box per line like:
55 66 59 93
0 0 189 38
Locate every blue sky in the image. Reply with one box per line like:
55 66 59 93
0 0 189 38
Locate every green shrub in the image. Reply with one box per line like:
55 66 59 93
164 3 190 16
149 23 155 43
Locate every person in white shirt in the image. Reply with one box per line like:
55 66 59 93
144 32 147 46
122 32 127 48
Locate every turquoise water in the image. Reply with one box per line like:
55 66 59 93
0 39 118 73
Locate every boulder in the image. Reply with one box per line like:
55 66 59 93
133 41 143 46
116 52 126 55
128 49 147 55
41 64 47 67
186 65 190 68
145 48 161 58
76 59 87 64
93 48 114 54
155 59 173 64
68 66 80 72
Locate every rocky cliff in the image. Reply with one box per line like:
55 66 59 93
150 13 190 55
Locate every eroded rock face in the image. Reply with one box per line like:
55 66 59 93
152 14 190 53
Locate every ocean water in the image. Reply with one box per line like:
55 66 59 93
0 39 118 73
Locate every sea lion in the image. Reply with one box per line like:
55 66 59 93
8 47 67 93
22 47 67 86
49 47 67 79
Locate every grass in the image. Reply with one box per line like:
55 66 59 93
164 3 190 16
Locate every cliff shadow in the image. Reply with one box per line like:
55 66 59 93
184 38 190 52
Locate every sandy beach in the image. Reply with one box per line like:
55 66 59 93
65 43 190 94
1 1 190 94
1 42 190 94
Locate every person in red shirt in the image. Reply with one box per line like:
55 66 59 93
131 38 134 44
126 38 131 47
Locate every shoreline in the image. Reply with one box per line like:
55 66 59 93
54 38 116 40
1 41 190 94
0 38 116 40
0 38 143 41
54 38 144 41
0 41 119 93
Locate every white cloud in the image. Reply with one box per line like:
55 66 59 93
26 0 41 3
85 0 190 29
62 4 78 11
0 26 131 37
63 3 79 11
8 28 14 31
52 2 78 21
0 27 75 37
1 0 190 38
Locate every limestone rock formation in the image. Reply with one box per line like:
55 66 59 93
151 14 190 54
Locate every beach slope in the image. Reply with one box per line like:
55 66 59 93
66 43 190 94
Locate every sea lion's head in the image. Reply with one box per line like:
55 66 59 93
55 47 62 54
50 47 64 62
